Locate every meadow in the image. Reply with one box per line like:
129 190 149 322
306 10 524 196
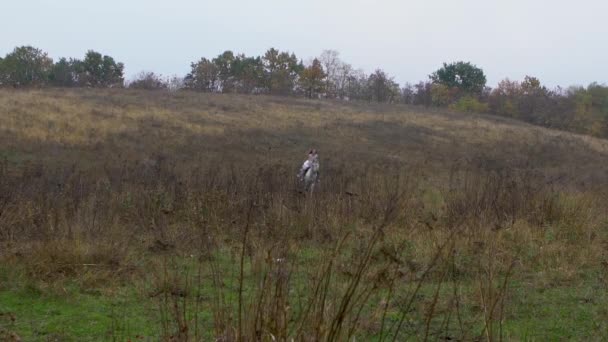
0 88 607 341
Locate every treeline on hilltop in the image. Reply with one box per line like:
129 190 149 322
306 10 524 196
1 45 607 137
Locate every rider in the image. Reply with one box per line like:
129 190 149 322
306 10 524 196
298 149 320 190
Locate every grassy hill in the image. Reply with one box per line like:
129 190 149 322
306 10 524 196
2 88 607 184
1 88 607 340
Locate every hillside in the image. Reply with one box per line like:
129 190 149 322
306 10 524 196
1 88 607 187
1 88 607 340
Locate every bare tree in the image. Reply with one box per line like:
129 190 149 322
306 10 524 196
344 68 367 101
334 63 353 99
367 69 400 103
401 83 415 104
167 75 185 91
319 50 341 98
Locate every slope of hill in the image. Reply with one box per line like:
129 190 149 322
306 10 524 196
0 88 607 340
1 88 607 187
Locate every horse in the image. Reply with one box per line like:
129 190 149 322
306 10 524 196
298 149 320 192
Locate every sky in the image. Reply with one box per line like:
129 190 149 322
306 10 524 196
2 0 607 88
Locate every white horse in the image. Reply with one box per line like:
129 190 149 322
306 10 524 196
298 149 320 192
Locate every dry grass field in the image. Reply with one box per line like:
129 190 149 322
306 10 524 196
1 88 607 341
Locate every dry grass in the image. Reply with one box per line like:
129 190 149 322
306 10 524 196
0 88 607 340
1 88 607 180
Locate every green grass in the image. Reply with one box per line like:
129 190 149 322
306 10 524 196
0 262 154 341
0 280 157 341
1 289 135 340
503 282 608 340
2 251 606 341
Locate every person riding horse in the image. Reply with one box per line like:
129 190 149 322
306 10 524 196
298 149 320 192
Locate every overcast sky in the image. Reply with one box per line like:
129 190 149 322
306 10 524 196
2 0 607 87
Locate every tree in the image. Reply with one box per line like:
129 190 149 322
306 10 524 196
185 57 219 92
80 50 124 87
299 58 326 98
488 77 570 128
366 69 400 102
262 48 302 95
81 51 103 86
521 76 542 94
430 61 486 95
101 54 124 87
450 96 489 113
488 78 520 117
128 71 167 90
0 46 53 87
343 69 367 100
213 50 236 93
401 83 415 104
319 50 341 98
588 83 608 136
231 54 264 93
587 83 608 117
0 57 6 86
262 48 280 93
430 84 457 106
334 62 353 99
413 81 433 106
518 76 549 119
568 83 608 136
49 57 82 87
167 75 186 91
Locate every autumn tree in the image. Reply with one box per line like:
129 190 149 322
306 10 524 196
488 78 520 117
299 58 326 98
430 84 456 106
488 76 551 122
366 69 400 102
518 76 549 119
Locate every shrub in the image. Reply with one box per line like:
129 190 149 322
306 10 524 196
430 83 457 106
450 95 489 113
128 71 168 90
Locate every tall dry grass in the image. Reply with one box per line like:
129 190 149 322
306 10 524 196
0 88 607 340
0 155 605 340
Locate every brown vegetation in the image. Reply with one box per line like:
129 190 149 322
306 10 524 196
0 88 607 340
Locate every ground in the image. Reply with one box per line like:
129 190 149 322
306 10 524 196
0 88 607 341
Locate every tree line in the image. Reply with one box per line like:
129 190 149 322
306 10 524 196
0 46 124 88
180 49 400 102
1 45 607 137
